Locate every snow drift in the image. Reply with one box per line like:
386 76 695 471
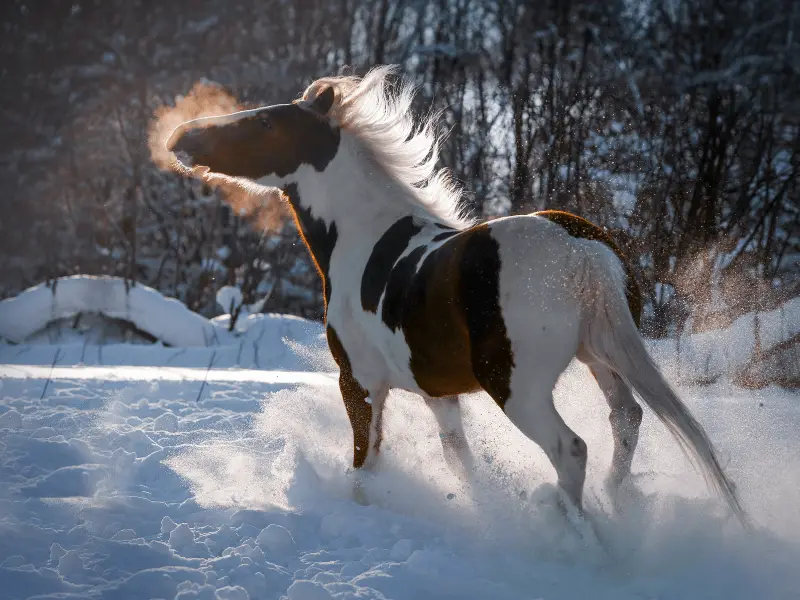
651 296 800 387
0 276 229 347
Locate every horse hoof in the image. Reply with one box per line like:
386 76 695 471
352 481 370 506
603 473 639 515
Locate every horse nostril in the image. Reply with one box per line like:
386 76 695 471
166 127 206 171
174 150 194 168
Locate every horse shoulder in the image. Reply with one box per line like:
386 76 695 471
325 275 397 394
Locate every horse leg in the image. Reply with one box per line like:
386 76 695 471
586 363 643 491
503 380 588 511
427 395 474 480
328 327 389 502
360 387 388 469
345 384 387 505
337 361 387 500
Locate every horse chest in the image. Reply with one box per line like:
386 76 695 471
325 290 419 394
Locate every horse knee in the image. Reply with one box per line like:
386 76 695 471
569 436 588 468
609 403 642 432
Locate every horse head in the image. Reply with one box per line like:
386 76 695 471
166 86 339 190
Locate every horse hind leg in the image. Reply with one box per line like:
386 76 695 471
586 362 643 491
470 299 588 510
427 395 474 480
499 367 588 512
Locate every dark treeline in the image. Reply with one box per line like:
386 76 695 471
1 0 798 335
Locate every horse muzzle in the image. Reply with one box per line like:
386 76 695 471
166 126 213 175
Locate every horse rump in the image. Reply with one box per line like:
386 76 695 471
575 239 750 529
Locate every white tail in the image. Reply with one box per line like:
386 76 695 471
578 241 750 528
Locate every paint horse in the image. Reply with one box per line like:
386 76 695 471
166 66 747 525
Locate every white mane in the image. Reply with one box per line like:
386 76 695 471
301 65 476 229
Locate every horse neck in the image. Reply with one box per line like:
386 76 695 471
281 153 427 303
291 148 426 253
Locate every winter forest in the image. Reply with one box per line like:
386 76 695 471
2 0 797 337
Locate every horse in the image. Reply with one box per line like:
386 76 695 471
165 65 748 526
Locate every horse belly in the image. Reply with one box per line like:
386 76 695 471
404 315 481 397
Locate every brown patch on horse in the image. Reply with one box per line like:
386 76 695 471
167 102 340 180
534 210 642 327
361 216 422 314
282 184 338 312
393 224 515 407
327 326 372 469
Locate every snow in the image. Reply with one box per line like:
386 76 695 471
214 287 270 329
0 350 798 598
256 525 297 559
0 285 799 599
0 276 232 347
216 286 245 315
649 296 800 385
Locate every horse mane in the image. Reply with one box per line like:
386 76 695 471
300 65 476 229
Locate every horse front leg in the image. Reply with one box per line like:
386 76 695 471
341 375 387 469
327 326 388 504
340 373 387 504
340 371 371 469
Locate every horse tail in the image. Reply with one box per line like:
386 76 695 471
576 239 750 528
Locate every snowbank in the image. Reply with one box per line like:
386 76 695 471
0 276 329 371
649 296 800 387
0 276 232 347
0 314 330 372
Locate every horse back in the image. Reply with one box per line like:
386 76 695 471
533 210 642 327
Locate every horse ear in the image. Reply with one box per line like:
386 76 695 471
309 86 335 116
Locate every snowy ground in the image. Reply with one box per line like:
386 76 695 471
1 340 800 599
